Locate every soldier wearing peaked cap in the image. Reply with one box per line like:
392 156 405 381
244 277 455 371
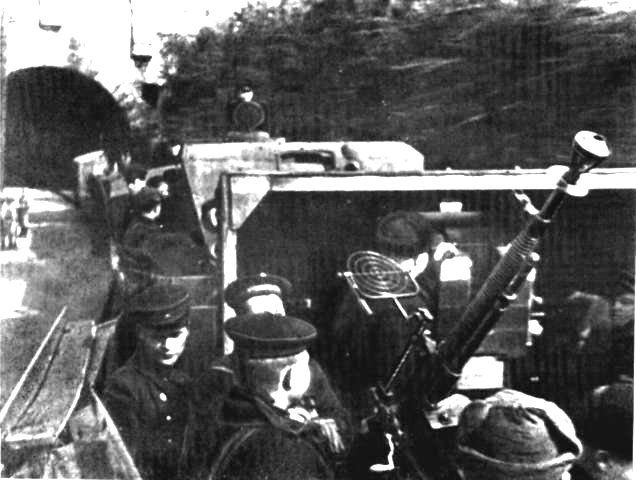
216 273 339 418
224 272 292 315
185 312 349 480
224 312 317 357
103 284 192 480
122 186 164 249
219 274 347 435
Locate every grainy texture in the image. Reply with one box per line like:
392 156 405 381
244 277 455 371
0 189 111 408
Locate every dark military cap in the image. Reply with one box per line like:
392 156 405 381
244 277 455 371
225 312 316 359
134 186 162 213
145 175 166 190
128 284 190 331
224 273 292 311
123 163 148 185
376 210 434 257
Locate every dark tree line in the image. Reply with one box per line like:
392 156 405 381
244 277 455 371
159 0 636 168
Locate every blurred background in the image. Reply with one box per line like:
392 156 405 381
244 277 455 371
2 0 635 191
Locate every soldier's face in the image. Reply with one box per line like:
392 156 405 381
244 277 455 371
397 252 429 278
262 351 311 410
157 182 169 197
139 326 189 366
129 178 146 194
147 203 162 220
239 91 253 102
243 294 286 315
613 292 634 326
285 351 311 401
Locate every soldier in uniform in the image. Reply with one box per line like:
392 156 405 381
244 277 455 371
610 269 634 381
122 162 148 195
102 284 192 480
331 211 467 479
225 84 270 140
224 272 292 316
104 162 148 240
121 187 164 249
216 273 346 431
225 85 255 127
187 274 349 472
331 211 456 413
186 313 346 480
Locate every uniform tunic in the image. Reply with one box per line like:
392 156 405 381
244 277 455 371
108 192 135 242
102 352 191 480
121 216 163 249
195 356 347 430
330 263 440 418
187 383 335 480
185 356 349 478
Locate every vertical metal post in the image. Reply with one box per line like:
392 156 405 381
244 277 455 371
0 6 7 191
219 173 237 354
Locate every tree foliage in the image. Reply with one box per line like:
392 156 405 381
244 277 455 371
67 37 98 79
159 0 636 168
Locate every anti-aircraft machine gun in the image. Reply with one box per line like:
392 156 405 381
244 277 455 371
340 131 611 479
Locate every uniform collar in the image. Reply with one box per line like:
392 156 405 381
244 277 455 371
131 350 191 386
134 215 160 226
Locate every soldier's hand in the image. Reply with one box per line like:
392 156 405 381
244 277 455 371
314 418 345 454
287 406 316 423
433 241 459 261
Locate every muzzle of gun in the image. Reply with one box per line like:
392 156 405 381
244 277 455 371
423 131 610 406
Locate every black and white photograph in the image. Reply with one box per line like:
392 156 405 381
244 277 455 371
0 1 634 479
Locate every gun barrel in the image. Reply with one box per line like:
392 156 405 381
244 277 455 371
424 131 609 404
